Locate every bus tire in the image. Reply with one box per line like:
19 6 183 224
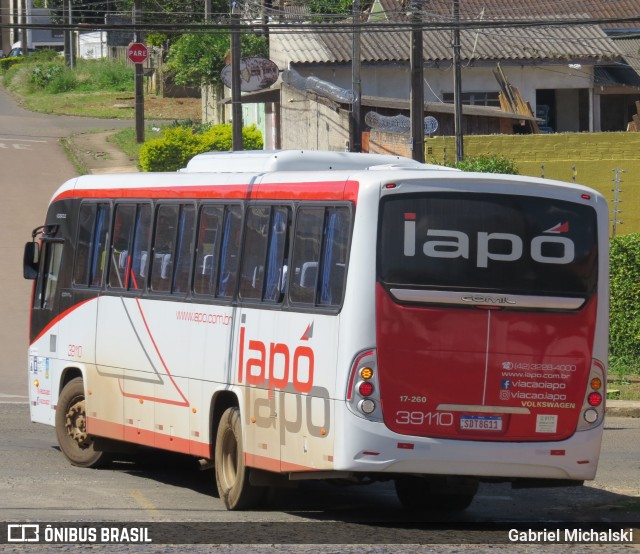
395 476 478 512
55 377 111 468
214 407 264 510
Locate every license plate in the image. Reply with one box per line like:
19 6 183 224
460 415 502 430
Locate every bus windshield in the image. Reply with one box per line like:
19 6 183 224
378 191 598 298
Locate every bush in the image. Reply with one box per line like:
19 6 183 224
0 56 24 74
200 124 264 152
453 155 519 174
139 127 205 172
0 49 59 75
30 62 65 90
609 233 640 371
139 124 264 172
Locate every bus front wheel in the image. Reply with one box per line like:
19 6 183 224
214 407 264 510
395 476 478 512
55 377 111 468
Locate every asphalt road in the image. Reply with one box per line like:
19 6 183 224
1 403 639 534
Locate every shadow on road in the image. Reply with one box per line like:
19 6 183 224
91 447 640 525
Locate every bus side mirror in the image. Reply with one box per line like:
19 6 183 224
23 241 39 280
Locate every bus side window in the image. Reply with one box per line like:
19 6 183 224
217 205 243 299
172 205 196 295
289 207 324 304
319 208 351 306
82 203 110 288
263 206 290 303
151 205 179 293
239 206 270 301
34 242 64 310
89 204 111 287
129 204 151 291
193 206 223 296
108 204 136 289
74 203 97 286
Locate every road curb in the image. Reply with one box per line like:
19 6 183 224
606 400 640 418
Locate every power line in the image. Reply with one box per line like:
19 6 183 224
2 13 640 34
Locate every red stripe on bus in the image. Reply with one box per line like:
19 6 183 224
244 452 318 473
53 181 360 203
87 416 210 457
30 297 95 345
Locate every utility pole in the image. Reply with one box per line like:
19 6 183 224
231 1 243 151
410 1 425 162
133 0 144 143
63 0 75 68
20 0 28 57
350 0 362 152
452 0 463 162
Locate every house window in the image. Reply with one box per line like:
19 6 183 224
442 92 500 107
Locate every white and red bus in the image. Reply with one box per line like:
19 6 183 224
24 150 609 511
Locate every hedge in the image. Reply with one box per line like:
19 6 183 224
139 123 263 172
453 154 519 174
609 233 640 369
0 56 25 74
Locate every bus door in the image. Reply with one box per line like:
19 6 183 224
235 205 287 471
28 236 65 424
57 202 110 398
376 190 599 443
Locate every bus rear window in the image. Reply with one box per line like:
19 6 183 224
378 192 598 297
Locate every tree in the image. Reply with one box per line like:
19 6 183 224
45 0 229 26
308 0 373 17
164 32 268 87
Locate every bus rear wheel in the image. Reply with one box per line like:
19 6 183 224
55 377 111 468
214 407 264 510
395 476 478 512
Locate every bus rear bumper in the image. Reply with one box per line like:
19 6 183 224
333 416 603 482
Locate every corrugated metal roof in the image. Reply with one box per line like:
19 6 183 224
271 24 622 65
594 65 640 87
376 0 640 29
614 37 640 74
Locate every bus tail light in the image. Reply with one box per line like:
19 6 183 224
346 349 382 421
577 359 606 431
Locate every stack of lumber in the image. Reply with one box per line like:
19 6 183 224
493 64 540 134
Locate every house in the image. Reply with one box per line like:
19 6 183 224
1 1 64 55
237 0 640 150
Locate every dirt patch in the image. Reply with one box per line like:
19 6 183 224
144 96 201 122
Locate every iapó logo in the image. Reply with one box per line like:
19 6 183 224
403 215 575 267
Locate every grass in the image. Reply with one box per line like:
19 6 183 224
607 378 640 401
608 356 640 400
20 90 137 118
108 125 167 166
2 57 201 121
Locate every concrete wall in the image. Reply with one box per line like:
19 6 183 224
291 62 593 111
280 84 350 151
425 132 640 235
